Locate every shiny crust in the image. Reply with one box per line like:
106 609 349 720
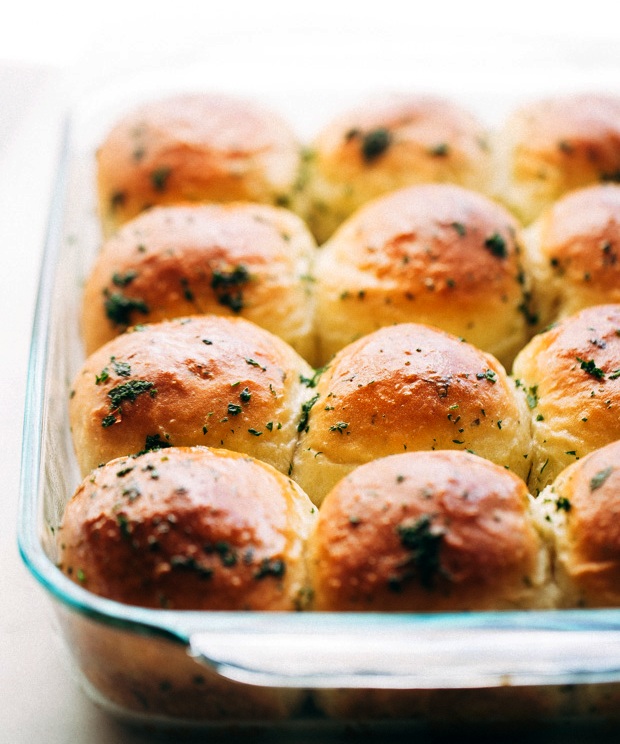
81 203 318 360
58 446 317 610
291 322 532 505
493 93 620 225
314 183 533 369
522 184 620 329
298 93 492 243
69 315 313 476
538 440 620 607
309 450 551 611
96 93 302 236
512 304 620 495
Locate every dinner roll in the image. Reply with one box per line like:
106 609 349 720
96 92 302 236
539 440 620 720
297 93 492 243
538 439 620 608
310 450 552 612
314 183 535 369
492 93 620 225
311 449 559 723
522 184 620 330
81 202 317 361
512 304 620 495
291 322 531 506
69 315 313 477
58 446 317 610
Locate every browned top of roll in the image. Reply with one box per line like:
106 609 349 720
299 93 492 243
58 446 317 610
541 439 620 607
512 304 620 493
529 183 620 298
314 183 532 368
313 93 490 181
69 315 313 477
509 93 620 163
495 93 620 224
81 202 317 359
310 450 548 611
96 93 301 235
292 322 531 504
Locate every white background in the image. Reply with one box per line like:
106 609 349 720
2 3 620 742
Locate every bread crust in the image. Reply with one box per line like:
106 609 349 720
309 450 550 611
314 183 533 368
539 439 620 607
69 315 313 476
298 93 491 243
522 184 620 329
292 322 531 505
96 93 302 235
81 202 317 361
512 304 620 494
58 446 317 610
493 93 620 224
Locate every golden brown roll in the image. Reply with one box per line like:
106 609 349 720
522 184 620 330
69 315 314 477
538 441 620 722
291 322 532 506
57 446 317 610
81 202 317 361
96 92 302 236
492 93 620 225
537 439 620 608
296 93 492 243
512 304 620 495
310 449 562 723
314 183 535 369
309 450 552 612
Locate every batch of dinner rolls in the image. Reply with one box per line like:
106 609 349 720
59 89 620 628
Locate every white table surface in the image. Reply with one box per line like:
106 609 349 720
4 7 620 742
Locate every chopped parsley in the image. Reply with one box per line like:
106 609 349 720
110 191 126 210
360 128 392 162
135 433 172 455
245 357 266 371
297 394 319 433
577 357 605 380
393 515 445 590
428 142 449 157
104 290 149 327
169 555 213 580
108 380 156 409
590 466 613 491
476 369 498 383
526 385 539 409
484 233 508 259
101 413 117 428
254 558 286 580
211 265 250 313
329 421 349 433
556 496 572 512
300 366 327 388
96 357 132 384
112 270 138 288
150 166 172 192
180 277 194 302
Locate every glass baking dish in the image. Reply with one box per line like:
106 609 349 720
17 77 620 732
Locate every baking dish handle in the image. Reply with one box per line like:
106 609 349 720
186 615 620 689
